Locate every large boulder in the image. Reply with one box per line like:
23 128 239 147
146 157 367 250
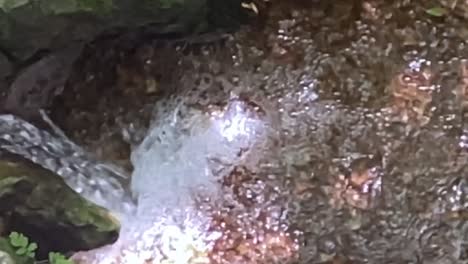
0 0 262 64
0 150 120 260
0 0 265 161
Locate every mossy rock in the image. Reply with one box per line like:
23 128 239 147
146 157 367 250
0 150 119 259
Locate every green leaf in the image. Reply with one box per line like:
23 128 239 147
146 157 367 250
15 247 27 255
426 6 448 17
8 232 28 248
8 232 18 240
49 252 57 262
8 232 20 247
27 251 35 258
18 235 28 247
49 252 74 264
27 242 37 252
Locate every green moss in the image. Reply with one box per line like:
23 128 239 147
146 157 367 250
0 0 29 12
0 155 119 251
0 0 114 14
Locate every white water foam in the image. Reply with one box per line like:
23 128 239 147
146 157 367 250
73 95 270 263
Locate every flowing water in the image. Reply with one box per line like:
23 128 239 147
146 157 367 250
0 114 136 217
2 0 468 263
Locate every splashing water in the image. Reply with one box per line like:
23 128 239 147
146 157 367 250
0 87 298 263
76 93 294 264
131 97 268 216
0 114 136 217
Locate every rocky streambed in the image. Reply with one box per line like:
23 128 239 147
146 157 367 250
1 0 468 263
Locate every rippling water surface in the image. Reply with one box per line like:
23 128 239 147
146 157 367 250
3 0 468 263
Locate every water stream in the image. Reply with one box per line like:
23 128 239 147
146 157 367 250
3 1 468 263
1 84 293 263
0 114 136 217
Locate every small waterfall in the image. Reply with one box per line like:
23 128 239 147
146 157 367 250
0 91 292 263
112 95 271 263
0 114 136 218
69 93 276 263
131 97 267 215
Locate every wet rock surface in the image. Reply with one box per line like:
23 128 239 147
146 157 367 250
0 0 260 65
2 0 468 263
0 114 136 216
0 150 120 260
0 52 11 107
2 45 83 123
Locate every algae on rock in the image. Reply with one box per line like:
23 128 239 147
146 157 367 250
0 150 119 259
